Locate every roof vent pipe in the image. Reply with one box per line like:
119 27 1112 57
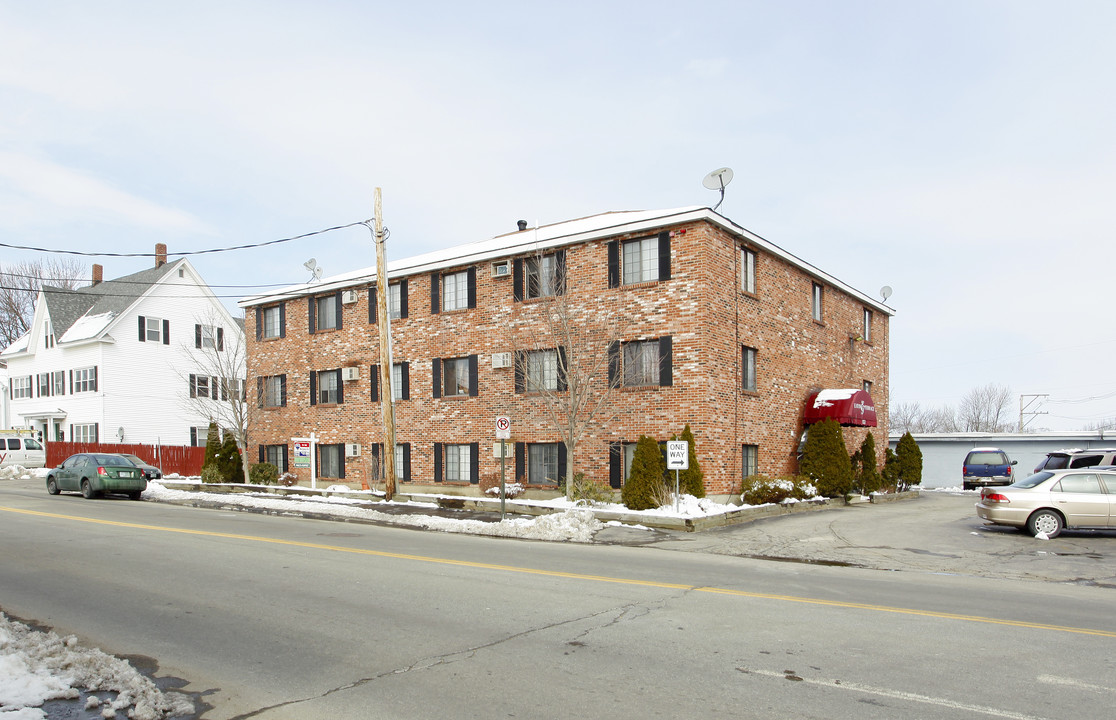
517 220 528 231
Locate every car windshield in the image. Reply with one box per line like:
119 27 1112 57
1042 455 1069 470
1011 472 1053 489
967 452 1007 465
92 454 126 465
121 455 145 464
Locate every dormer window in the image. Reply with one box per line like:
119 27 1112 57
44 320 55 349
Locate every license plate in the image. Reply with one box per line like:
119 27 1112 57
119 470 134 477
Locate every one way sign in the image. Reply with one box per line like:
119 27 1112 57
666 441 689 470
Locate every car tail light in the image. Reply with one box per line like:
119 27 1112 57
1006 466 1012 476
962 465 969 475
97 466 108 476
983 493 1010 504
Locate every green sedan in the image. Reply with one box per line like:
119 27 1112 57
46 453 148 500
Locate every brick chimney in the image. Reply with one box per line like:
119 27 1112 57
92 264 103 286
155 243 167 268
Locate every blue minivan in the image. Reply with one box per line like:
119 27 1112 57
962 447 1017 491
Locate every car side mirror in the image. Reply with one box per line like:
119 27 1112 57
1011 460 1018 465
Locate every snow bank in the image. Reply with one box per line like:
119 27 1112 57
0 465 37 481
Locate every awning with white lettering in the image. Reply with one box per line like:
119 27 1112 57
803 389 877 427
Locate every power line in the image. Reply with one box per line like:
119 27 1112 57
0 220 369 258
0 273 298 290
0 283 311 300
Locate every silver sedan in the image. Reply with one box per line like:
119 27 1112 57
975 468 1116 538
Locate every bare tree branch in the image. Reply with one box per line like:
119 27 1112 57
0 258 87 347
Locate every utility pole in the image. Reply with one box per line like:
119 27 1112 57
1019 394 1048 432
371 188 396 500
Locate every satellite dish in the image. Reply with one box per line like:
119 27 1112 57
880 286 893 302
702 167 734 211
304 258 323 283
117 426 125 441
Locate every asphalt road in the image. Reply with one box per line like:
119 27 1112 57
2 477 1115 720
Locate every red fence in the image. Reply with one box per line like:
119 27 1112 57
46 442 206 477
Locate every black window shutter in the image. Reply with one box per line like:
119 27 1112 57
278 303 286 338
658 231 671 281
513 258 524 302
469 442 479 484
194 324 201 348
400 362 410 400
402 443 411 480
338 445 346 479
557 442 567 485
217 327 224 351
609 443 622 488
163 319 170 345
279 375 287 406
369 443 381 477
69 370 73 394
94 423 99 443
434 443 443 483
515 442 525 482
370 365 379 402
255 308 262 340
308 297 316 333
399 280 409 318
555 249 567 295
430 273 441 314
368 283 377 324
607 342 620 386
258 445 264 463
309 371 317 406
659 336 673 387
189 374 197 398
334 291 343 330
557 346 568 391
190 427 197 447
607 240 619 288
335 370 343 404
138 316 146 342
514 351 525 393
257 377 263 408
92 367 98 392
468 355 478 397
466 266 477 309
432 358 442 398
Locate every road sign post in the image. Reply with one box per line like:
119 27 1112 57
666 440 689 513
495 417 511 519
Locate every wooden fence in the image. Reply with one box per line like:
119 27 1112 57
46 442 206 477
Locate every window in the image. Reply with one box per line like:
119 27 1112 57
72 423 98 443
52 371 65 396
442 271 469 311
195 324 224 350
189 374 215 399
527 443 560 485
623 237 659 284
394 443 410 481
190 427 210 447
863 379 873 394
38 373 51 397
388 283 404 320
392 363 406 401
370 363 410 402
138 316 166 343
527 254 558 298
258 305 285 340
863 308 873 343
262 444 288 474
11 376 32 399
319 444 344 479
1055 474 1103 494
310 293 341 333
742 444 758 478
609 338 673 388
44 320 55 349
312 369 342 405
433 356 478 398
443 444 473 483
742 346 757 392
607 441 638 488
811 283 823 322
369 281 409 323
259 375 287 407
741 248 756 294
73 367 97 393
524 349 559 392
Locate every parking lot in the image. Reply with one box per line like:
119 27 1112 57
632 491 1116 588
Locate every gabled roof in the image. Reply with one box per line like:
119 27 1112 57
238 206 896 315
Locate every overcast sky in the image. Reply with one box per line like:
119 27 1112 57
3 1 1114 430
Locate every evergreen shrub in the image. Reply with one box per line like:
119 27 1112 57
800 417 853 497
621 436 665 511
249 462 279 486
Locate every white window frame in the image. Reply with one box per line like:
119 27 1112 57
37 373 51 397
73 423 97 443
622 237 659 285
442 357 470 397
319 444 343 478
388 284 403 320
742 444 758 478
263 376 284 407
742 346 757 392
622 341 659 387
200 325 217 349
262 306 281 339
52 371 65 396
391 363 405 401
863 308 873 343
442 271 468 311
526 254 558 298
12 376 32 399
73 367 96 393
394 443 406 479
316 295 338 331
192 375 213 399
527 443 560 485
145 316 163 343
525 350 558 392
264 444 287 473
811 283 823 322
444 444 471 482
44 320 55 349
741 248 756 294
318 370 341 405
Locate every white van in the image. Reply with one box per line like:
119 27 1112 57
0 432 47 469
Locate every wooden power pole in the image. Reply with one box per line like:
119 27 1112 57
372 188 397 500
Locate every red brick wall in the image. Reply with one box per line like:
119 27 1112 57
245 218 889 495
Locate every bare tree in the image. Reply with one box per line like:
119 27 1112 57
890 401 959 433
957 383 1014 432
510 251 626 499
0 258 87 347
178 311 250 481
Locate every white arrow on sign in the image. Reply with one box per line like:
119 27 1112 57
666 440 689 470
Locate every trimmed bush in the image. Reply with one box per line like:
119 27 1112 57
896 432 923 491
852 433 882 495
741 474 818 505
217 431 245 484
249 462 279 486
621 435 665 511
201 422 220 479
200 464 223 484
882 447 900 491
800 417 853 498
567 473 615 505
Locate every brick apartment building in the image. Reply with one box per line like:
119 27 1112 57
240 207 892 498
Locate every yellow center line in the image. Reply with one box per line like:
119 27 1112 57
5 505 1115 638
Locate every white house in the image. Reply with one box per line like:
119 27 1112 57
1 246 245 447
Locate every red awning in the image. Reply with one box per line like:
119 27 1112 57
803 389 877 427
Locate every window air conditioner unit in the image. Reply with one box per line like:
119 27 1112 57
491 352 512 369
346 443 362 458
341 289 359 304
493 442 514 458
492 261 511 278
342 366 361 381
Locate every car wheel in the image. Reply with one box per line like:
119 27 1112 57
1027 509 1063 538
127 491 142 501
962 482 972 491
81 479 96 499
46 477 60 495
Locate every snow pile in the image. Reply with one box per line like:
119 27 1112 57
0 465 36 481
144 483 604 542
0 612 193 720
